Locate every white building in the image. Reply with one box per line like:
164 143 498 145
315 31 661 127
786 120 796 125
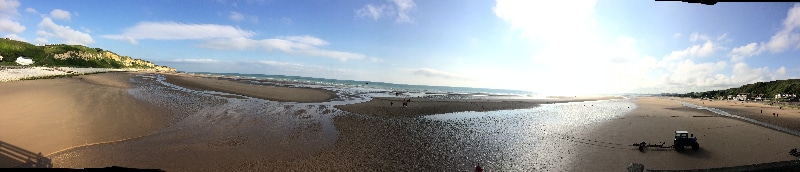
16 56 33 65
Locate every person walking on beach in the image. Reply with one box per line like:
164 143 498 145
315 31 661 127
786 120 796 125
391 102 394 106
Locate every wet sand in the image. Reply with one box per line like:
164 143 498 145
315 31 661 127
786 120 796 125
566 97 800 171
162 73 337 103
336 97 619 118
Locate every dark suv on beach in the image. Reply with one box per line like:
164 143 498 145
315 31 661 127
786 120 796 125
674 130 700 151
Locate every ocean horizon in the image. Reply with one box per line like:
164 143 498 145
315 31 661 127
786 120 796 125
186 72 536 97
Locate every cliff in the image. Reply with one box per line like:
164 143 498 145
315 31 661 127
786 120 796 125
0 38 175 72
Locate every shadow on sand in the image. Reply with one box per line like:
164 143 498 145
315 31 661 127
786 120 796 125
675 148 713 159
0 140 51 168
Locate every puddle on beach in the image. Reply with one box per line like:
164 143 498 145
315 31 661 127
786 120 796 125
54 73 640 170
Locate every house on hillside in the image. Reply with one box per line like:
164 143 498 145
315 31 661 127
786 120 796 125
776 94 792 99
736 93 751 101
0 55 3 61
16 57 33 65
754 94 765 101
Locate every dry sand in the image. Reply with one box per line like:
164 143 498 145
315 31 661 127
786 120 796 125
679 98 800 133
565 97 800 171
0 72 170 167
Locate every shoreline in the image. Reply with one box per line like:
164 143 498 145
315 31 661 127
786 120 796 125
335 96 622 118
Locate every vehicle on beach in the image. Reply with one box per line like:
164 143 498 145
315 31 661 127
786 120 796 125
673 130 700 151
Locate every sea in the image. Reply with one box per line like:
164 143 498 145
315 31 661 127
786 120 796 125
186 72 536 97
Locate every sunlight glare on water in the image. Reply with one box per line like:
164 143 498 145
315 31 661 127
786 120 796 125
420 98 637 170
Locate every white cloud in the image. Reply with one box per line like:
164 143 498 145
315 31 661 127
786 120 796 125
730 42 762 62
25 7 36 13
102 22 256 44
0 0 20 16
723 4 800 63
369 57 384 62
229 11 244 21
257 60 300 67
689 32 710 42
662 40 721 65
280 35 328 46
391 0 415 23
36 17 94 45
199 36 366 62
356 4 388 20
489 1 795 94
665 60 727 87
764 3 800 53
166 58 221 64
0 18 24 33
355 0 415 23
160 59 367 80
406 68 467 80
717 33 729 41
494 0 596 44
50 9 71 21
227 11 258 23
0 0 24 33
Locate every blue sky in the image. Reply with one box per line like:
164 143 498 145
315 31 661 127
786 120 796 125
2 0 800 95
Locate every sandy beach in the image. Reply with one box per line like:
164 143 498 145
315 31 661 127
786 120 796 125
679 98 800 133
0 72 170 167
3 72 800 171
566 97 800 171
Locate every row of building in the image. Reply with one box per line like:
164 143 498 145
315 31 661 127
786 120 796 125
724 93 798 101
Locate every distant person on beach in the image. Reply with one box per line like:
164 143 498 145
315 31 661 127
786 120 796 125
391 102 393 106
475 164 483 172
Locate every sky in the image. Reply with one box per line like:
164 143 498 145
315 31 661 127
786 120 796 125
1 0 800 95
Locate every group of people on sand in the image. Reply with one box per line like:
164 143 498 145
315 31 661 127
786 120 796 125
390 99 412 107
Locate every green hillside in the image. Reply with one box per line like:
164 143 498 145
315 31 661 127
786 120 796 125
668 79 800 101
0 38 173 71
